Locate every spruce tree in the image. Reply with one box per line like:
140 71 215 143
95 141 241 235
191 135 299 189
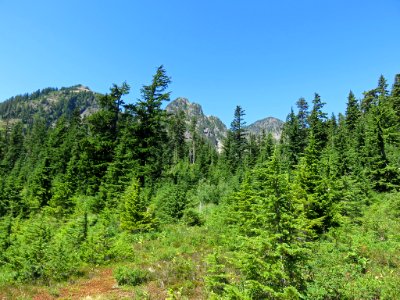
296 97 309 153
361 89 377 113
363 75 399 191
2 122 24 172
82 82 131 195
282 108 301 167
120 178 155 233
231 105 247 160
308 93 328 151
391 74 400 118
223 105 247 172
130 65 171 183
345 90 360 132
167 109 187 164
364 103 399 191
227 149 310 298
258 132 275 164
98 81 130 140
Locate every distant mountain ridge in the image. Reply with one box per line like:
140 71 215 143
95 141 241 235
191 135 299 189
0 85 99 128
245 117 284 140
166 98 228 152
166 98 284 149
0 86 284 148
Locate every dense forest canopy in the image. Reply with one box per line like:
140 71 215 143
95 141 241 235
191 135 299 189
0 67 400 299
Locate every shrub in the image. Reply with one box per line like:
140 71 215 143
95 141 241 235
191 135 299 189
182 209 204 226
114 266 151 286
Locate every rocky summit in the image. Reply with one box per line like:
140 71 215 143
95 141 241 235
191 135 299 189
166 97 284 151
245 116 284 140
166 97 228 152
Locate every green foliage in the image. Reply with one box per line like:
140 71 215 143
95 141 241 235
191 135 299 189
1 215 81 283
120 178 156 233
306 193 400 299
205 251 231 296
282 108 302 167
2 70 400 299
222 105 247 172
216 149 311 298
345 90 361 132
167 109 187 164
308 93 328 151
182 208 204 226
154 182 189 223
130 65 171 183
361 78 400 192
114 266 151 286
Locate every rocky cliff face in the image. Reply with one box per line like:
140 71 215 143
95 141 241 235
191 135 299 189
166 98 284 152
166 98 228 152
245 117 284 140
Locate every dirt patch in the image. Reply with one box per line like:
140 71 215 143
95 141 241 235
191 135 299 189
33 292 54 300
32 268 134 300
58 268 131 299
145 281 168 300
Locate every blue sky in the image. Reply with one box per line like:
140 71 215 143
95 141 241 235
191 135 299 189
1 0 399 125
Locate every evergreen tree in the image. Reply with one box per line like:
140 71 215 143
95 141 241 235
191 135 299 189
99 120 139 204
120 178 156 233
1 122 24 172
308 93 328 151
188 117 198 164
97 81 130 141
364 103 399 191
293 130 339 232
223 105 247 172
82 82 131 194
376 74 388 98
345 90 360 132
25 155 52 210
258 131 275 164
0 130 5 167
334 113 353 177
392 74 400 98
245 133 259 167
391 74 400 119
361 89 377 113
225 149 310 298
130 65 171 183
231 105 247 160
282 108 301 167
295 131 321 195
296 97 309 128
362 75 400 191
167 109 187 164
296 97 309 153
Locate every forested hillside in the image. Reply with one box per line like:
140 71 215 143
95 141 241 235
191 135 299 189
0 85 98 127
0 67 400 299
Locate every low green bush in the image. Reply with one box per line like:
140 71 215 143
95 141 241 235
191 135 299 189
114 266 151 286
182 209 204 226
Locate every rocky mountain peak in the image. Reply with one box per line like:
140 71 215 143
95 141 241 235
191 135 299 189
166 98 227 152
166 98 284 151
246 116 284 140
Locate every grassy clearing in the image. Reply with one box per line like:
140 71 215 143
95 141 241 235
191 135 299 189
1 194 400 299
0 204 228 299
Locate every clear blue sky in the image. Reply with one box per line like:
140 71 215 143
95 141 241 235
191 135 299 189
1 0 399 125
